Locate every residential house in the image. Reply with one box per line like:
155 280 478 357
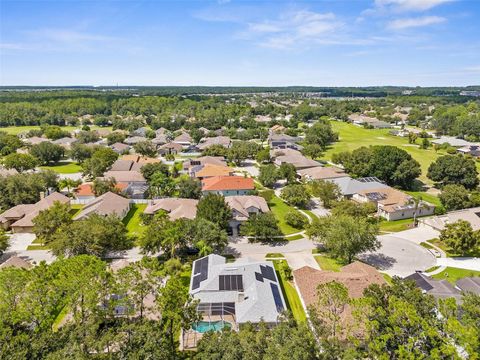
152 134 168 146
124 136 147 145
197 136 232 151
102 170 146 186
110 142 130 154
431 136 472 147
457 144 480 157
328 176 388 198
184 254 285 348
74 183 96 201
144 198 199 220
201 176 254 196
269 124 286 134
73 192 131 220
183 156 227 172
23 136 50 145
225 195 269 236
0 167 18 177
53 137 77 150
268 134 302 150
271 148 321 170
297 166 346 181
352 186 435 221
191 164 234 180
155 127 168 136
0 256 32 269
159 142 183 155
173 132 193 149
132 127 149 137
404 272 463 303
348 114 392 129
421 207 480 232
293 262 385 333
0 192 69 233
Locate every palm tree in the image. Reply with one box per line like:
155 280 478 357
58 178 81 196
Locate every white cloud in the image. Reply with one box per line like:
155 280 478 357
375 0 454 12
388 15 446 29
242 10 343 49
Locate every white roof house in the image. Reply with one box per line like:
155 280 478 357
189 254 286 325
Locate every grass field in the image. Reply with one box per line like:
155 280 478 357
428 238 480 257
123 204 147 239
432 267 480 284
41 161 82 174
0 125 112 135
323 121 446 183
314 254 343 271
378 218 414 233
272 260 306 322
268 195 306 235
405 191 442 207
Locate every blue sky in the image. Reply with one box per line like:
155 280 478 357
1 0 479 86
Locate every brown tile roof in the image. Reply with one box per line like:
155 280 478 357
0 256 32 269
144 198 198 220
201 176 254 191
73 191 130 220
103 171 146 183
298 166 346 180
75 183 95 197
225 195 269 221
293 261 385 307
194 164 233 178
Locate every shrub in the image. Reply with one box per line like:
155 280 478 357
285 210 308 229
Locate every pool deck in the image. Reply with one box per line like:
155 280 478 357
181 315 236 349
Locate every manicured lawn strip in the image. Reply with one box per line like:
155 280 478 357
123 204 147 239
285 234 303 241
428 239 480 258
302 209 318 221
404 191 442 207
314 254 343 272
425 265 441 273
69 205 83 218
323 121 446 183
431 267 480 284
41 161 82 174
378 218 413 233
382 273 393 285
266 253 285 258
271 260 306 322
420 242 436 250
268 195 302 235
26 244 50 250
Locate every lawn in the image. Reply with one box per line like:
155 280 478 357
314 254 343 272
382 273 393 285
271 260 306 323
0 125 112 135
268 195 306 235
404 191 442 207
428 238 480 258
69 205 83 218
123 204 147 239
302 209 318 221
378 218 414 233
323 121 446 183
41 161 82 174
432 267 480 284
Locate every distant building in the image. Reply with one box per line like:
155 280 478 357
421 207 480 232
197 136 232 151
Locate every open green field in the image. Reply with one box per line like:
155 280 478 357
272 260 306 322
41 161 83 174
432 267 480 284
0 125 112 135
123 204 147 239
268 195 305 235
323 121 446 183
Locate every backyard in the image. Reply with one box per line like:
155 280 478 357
41 161 83 174
123 204 147 239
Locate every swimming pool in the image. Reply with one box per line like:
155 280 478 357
192 320 232 333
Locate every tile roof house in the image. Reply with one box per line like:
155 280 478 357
0 256 33 269
102 170 146 185
197 136 232 150
293 262 385 332
53 137 77 149
352 186 435 221
456 277 480 295
189 254 285 325
404 272 463 303
268 133 302 150
159 142 183 155
124 136 147 145
110 142 130 154
183 156 227 172
0 166 18 177
457 144 480 157
191 164 234 179
297 166 346 181
144 198 199 220
0 192 70 233
173 132 193 148
348 114 393 129
225 195 270 236
23 136 50 145
73 192 131 220
272 149 321 170
432 136 473 148
201 176 254 196
152 134 168 146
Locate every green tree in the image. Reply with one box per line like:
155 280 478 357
280 184 311 208
307 215 379 263
43 125 70 140
439 220 480 255
427 155 479 189
75 130 99 144
183 218 228 255
241 212 281 241
284 210 308 229
176 177 202 199
302 144 324 159
69 143 94 163
133 140 157 157
2 153 38 172
148 172 175 198
196 193 231 230
33 201 72 245
330 199 377 218
308 180 341 209
256 148 271 163
51 214 132 258
140 162 170 182
81 147 118 178
278 163 297 184
0 132 23 155
92 177 118 196
30 142 64 165
304 120 338 149
59 178 82 196
439 184 472 211
0 229 8 255
258 164 279 188
140 214 186 258
106 132 126 145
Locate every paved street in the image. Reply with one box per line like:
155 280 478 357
436 258 480 271
234 160 259 177
226 236 315 258
359 234 436 277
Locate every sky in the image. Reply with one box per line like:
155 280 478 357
1 0 479 87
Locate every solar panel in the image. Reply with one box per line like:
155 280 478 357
270 283 284 312
219 275 243 291
192 257 209 290
255 272 264 282
260 265 277 282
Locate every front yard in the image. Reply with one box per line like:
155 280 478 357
268 195 307 236
432 267 480 284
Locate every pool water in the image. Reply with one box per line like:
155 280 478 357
192 320 232 333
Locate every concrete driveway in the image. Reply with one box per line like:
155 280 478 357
226 237 314 258
7 233 36 252
285 252 320 270
359 235 436 278
386 226 440 244
234 160 259 177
